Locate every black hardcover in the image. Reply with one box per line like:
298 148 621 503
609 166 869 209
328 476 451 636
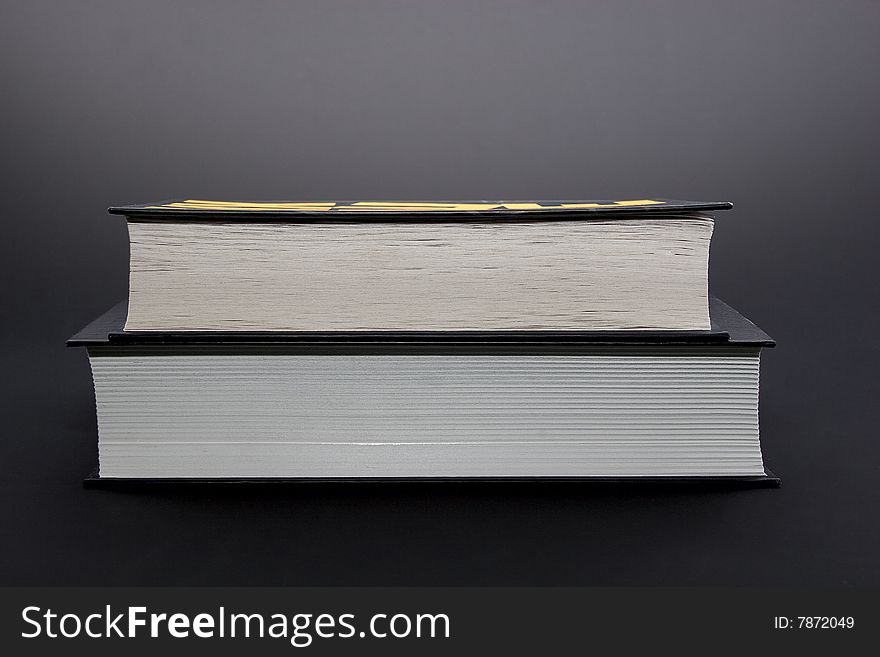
67 297 773 349
83 471 780 489
109 198 732 222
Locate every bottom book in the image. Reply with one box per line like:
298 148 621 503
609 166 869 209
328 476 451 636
69 298 775 482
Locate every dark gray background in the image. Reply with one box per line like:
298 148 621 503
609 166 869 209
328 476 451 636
1 0 878 585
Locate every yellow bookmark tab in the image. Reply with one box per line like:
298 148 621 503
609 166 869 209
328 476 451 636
182 200 335 209
606 199 665 206
557 200 664 209
337 202 501 212
152 201 336 211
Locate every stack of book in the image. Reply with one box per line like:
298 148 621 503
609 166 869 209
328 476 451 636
69 199 776 484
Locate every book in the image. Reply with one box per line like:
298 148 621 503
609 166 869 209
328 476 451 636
109 199 731 333
69 297 774 481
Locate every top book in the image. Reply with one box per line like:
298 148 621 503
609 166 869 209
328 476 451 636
111 199 732 332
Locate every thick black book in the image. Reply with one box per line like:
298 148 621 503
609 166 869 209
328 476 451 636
109 198 731 333
70 297 776 486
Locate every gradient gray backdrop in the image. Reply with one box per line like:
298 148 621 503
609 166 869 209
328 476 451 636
2 0 878 585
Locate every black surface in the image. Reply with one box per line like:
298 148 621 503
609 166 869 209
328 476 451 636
2 0 879 587
110 198 732 221
67 296 773 347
